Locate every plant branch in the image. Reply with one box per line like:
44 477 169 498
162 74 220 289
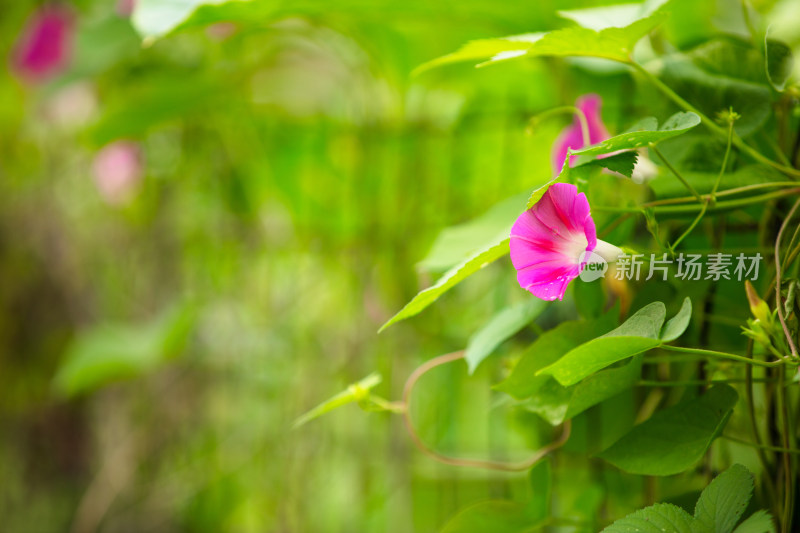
628 60 800 179
774 197 800 358
660 344 790 367
401 351 570 472
650 144 703 202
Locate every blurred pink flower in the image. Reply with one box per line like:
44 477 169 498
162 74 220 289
117 0 136 17
551 94 610 173
510 183 597 301
12 5 74 83
92 141 143 206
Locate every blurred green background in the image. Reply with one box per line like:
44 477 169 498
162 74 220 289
1 0 798 531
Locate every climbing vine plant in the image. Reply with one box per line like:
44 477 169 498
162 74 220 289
299 1 800 531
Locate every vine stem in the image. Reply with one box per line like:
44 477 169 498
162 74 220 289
637 378 774 386
659 345 790 367
669 199 708 252
722 434 800 455
400 351 570 472
643 182 800 208
777 365 795 532
711 118 735 196
744 338 780 506
528 105 591 147
593 188 800 215
649 144 703 202
628 60 800 179
774 197 800 358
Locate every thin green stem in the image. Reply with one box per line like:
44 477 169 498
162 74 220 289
670 200 708 251
722 434 800 454
650 144 703 202
777 366 795 531
594 188 800 215
643 182 800 208
660 345 790 367
638 378 773 386
711 119 735 195
628 60 800 179
529 105 590 147
775 197 800 358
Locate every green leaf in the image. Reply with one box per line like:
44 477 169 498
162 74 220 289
557 4 647 31
583 151 639 178
694 464 753 533
602 503 696 533
440 501 544 533
659 56 771 137
536 302 666 386
732 510 776 533
522 356 643 425
661 297 692 342
292 373 382 429
570 112 701 158
765 34 794 92
495 312 618 400
416 8 667 73
54 304 195 397
415 35 543 73
526 175 560 209
597 385 738 476
132 0 246 39
379 239 510 332
418 190 530 272
465 299 548 374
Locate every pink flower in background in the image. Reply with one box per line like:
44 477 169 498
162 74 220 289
551 94 610 173
510 183 597 301
12 6 74 83
117 0 136 17
92 141 143 206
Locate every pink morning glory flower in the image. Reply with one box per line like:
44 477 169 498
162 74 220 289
12 5 74 83
551 94 610 173
510 183 620 301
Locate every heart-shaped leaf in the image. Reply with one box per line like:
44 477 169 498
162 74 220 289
597 385 738 476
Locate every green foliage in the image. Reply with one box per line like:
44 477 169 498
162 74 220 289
53 304 195 397
495 311 618 400
597 385 738 475
418 190 531 272
537 300 692 387
733 511 777 533
571 112 701 157
659 56 772 136
603 465 774 532
496 309 648 425
660 297 693 341
602 503 696 532
131 0 238 38
765 35 794 92
417 6 668 72
694 464 753 532
379 238 511 332
292 373 384 428
464 298 547 374
521 356 642 425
